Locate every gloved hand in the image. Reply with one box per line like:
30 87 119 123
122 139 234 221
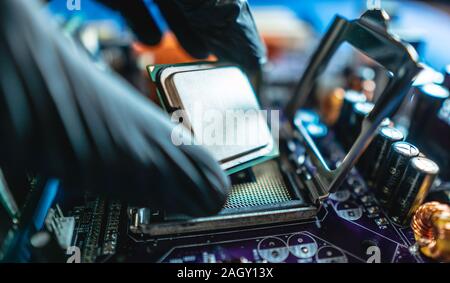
0 0 231 217
97 0 267 75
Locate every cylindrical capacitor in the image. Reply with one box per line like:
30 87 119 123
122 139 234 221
390 157 440 226
375 141 420 207
306 122 328 143
294 109 320 127
380 117 392 128
357 126 404 186
356 117 392 176
346 101 374 150
408 83 449 143
335 90 366 146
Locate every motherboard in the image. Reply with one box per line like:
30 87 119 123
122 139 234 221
1 5 449 264
62 134 433 263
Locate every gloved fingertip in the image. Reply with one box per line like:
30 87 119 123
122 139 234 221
123 17 162 46
181 44 210 59
133 29 162 46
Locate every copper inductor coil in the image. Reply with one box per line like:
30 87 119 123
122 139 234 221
411 201 450 262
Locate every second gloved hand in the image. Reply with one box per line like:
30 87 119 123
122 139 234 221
97 0 267 75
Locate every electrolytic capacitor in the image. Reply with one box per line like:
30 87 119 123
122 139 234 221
375 141 420 207
347 101 374 150
408 83 449 143
335 90 366 146
294 109 320 126
390 157 440 226
306 122 328 143
357 126 404 186
380 117 392 128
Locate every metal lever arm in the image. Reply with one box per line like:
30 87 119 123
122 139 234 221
287 9 422 198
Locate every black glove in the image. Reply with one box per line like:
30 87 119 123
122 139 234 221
0 0 230 217
98 0 267 75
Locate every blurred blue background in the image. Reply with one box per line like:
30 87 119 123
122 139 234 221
48 0 450 71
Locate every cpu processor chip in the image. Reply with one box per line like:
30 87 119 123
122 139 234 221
149 64 277 173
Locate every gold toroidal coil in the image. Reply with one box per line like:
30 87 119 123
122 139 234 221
411 201 450 262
